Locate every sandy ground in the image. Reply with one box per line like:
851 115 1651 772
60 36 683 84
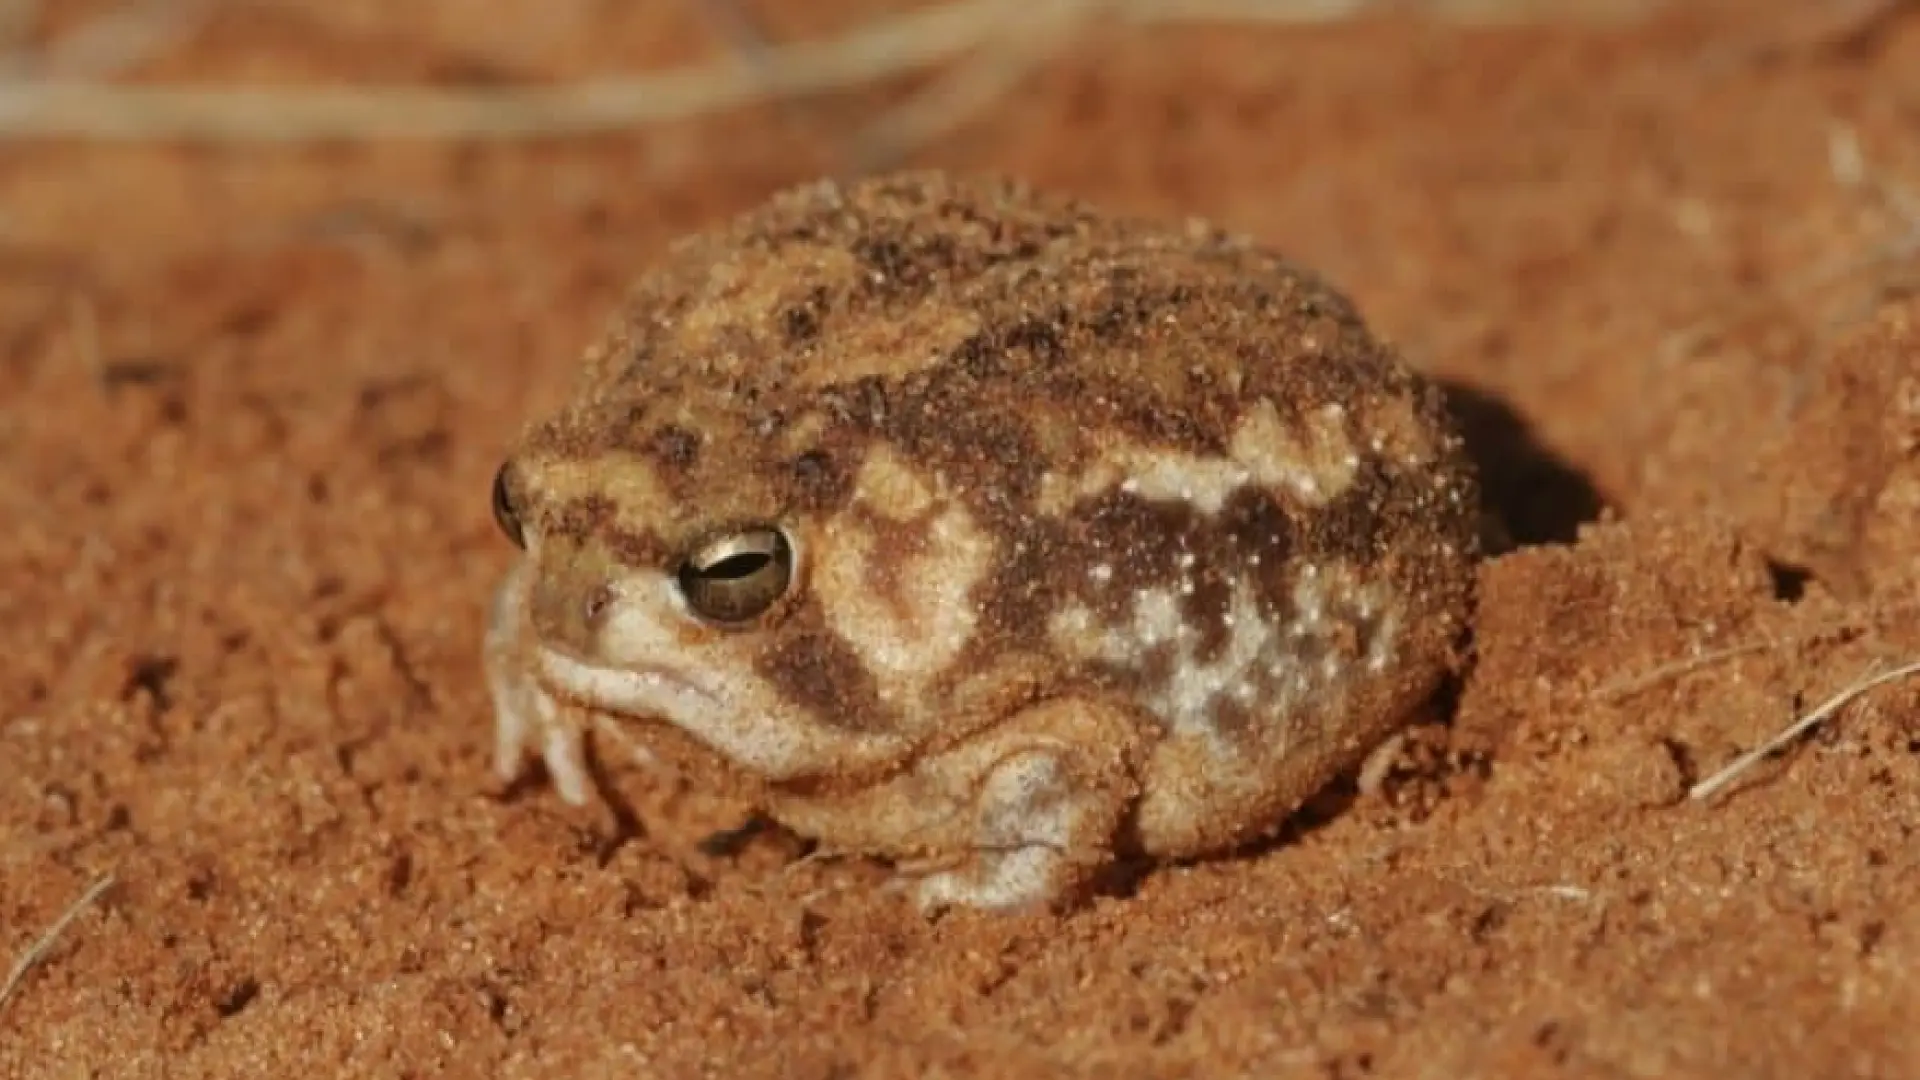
4 1 1920 1076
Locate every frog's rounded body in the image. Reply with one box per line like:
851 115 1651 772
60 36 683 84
486 171 1480 911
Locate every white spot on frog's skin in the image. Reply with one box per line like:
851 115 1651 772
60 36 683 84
1288 564 1402 676
1050 581 1273 742
813 447 994 698
1361 392 1442 470
1048 561 1403 754
1229 399 1358 505
1038 400 1360 516
1067 450 1246 515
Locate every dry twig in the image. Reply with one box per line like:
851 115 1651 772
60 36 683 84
1688 659 1920 801
0 0 1658 143
0 872 116 1017
1591 640 1777 703
846 0 1110 171
1586 595 1920 704
0 0 1010 140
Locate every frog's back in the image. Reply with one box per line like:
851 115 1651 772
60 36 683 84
541 170 1433 531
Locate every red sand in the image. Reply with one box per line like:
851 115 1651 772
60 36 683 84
4 2 1919 1076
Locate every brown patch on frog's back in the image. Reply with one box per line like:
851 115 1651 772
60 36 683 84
645 423 701 471
1217 485 1309 626
879 388 1051 514
633 172 1093 379
968 483 1306 678
1302 458 1402 565
849 222 1397 494
651 175 1243 400
783 447 857 514
970 514 1074 653
1305 418 1474 567
1180 569 1238 663
780 284 831 345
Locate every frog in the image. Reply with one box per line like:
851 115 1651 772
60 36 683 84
483 170 1481 913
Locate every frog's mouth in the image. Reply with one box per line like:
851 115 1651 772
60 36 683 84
533 644 725 729
532 636 869 782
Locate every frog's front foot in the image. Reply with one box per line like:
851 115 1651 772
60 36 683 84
484 559 595 804
909 698 1141 914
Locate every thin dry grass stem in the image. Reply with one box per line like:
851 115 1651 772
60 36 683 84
685 0 830 150
0 872 116 1017
0 0 1012 140
1354 729 1409 796
1589 594 1920 706
690 0 777 70
0 0 1660 143
846 0 1109 172
1688 658 1920 801
1591 640 1778 703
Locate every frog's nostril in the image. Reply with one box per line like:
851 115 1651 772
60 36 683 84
582 584 615 627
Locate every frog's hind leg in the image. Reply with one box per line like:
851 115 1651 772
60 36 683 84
911 696 1144 914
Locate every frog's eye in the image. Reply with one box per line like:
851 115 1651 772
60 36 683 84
677 527 793 625
491 463 526 549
